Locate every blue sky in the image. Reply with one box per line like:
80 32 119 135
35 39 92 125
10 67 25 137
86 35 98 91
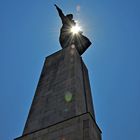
0 0 140 140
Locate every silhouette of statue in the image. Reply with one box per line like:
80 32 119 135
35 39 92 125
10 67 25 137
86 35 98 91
55 4 91 55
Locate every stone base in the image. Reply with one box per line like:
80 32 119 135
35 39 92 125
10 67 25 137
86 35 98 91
15 113 101 140
22 46 95 135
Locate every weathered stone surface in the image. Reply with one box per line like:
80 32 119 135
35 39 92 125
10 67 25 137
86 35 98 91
15 113 101 140
15 45 101 140
23 46 94 135
81 61 95 118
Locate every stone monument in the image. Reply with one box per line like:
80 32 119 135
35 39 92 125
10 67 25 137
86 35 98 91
15 5 102 140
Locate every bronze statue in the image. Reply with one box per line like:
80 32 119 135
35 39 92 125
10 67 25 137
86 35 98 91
55 4 91 55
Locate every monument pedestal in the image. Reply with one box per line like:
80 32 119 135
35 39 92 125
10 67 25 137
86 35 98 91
15 45 101 140
15 113 101 140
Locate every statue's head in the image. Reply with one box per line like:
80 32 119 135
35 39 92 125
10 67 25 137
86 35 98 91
66 14 73 20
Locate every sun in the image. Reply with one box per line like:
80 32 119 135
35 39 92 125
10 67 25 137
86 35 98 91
70 24 82 34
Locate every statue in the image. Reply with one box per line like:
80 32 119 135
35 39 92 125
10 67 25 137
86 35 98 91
55 4 91 55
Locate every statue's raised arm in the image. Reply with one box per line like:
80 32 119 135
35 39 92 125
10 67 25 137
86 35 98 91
54 4 65 24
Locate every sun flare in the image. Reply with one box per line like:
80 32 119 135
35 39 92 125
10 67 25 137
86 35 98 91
70 24 82 34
